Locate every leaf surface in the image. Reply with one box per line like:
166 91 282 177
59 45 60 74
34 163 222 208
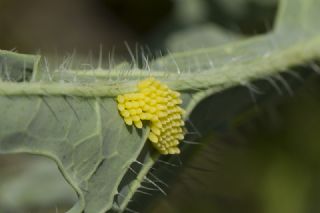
1 0 320 212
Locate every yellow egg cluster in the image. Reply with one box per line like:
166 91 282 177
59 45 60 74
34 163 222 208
116 78 185 155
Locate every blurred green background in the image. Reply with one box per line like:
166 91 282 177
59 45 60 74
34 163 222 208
1 0 320 213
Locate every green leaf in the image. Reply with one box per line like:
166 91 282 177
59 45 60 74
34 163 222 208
0 156 76 212
0 94 148 212
166 24 243 52
151 0 320 115
1 0 320 212
0 50 40 82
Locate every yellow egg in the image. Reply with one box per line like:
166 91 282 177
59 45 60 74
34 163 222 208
116 78 185 155
131 101 139 108
138 101 145 107
134 120 143 129
125 102 133 108
148 132 158 143
151 126 161 136
120 110 130 118
129 109 137 115
140 113 151 120
124 117 133 126
135 108 142 114
117 104 125 111
132 115 140 122
117 95 125 103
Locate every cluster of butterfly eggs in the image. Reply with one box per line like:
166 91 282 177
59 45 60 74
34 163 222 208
116 78 185 154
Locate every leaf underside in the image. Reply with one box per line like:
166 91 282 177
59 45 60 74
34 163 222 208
1 0 320 212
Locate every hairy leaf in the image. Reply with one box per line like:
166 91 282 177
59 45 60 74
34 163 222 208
0 0 320 212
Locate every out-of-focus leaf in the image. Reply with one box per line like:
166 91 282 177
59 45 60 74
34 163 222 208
0 156 76 212
1 1 320 213
166 24 243 52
